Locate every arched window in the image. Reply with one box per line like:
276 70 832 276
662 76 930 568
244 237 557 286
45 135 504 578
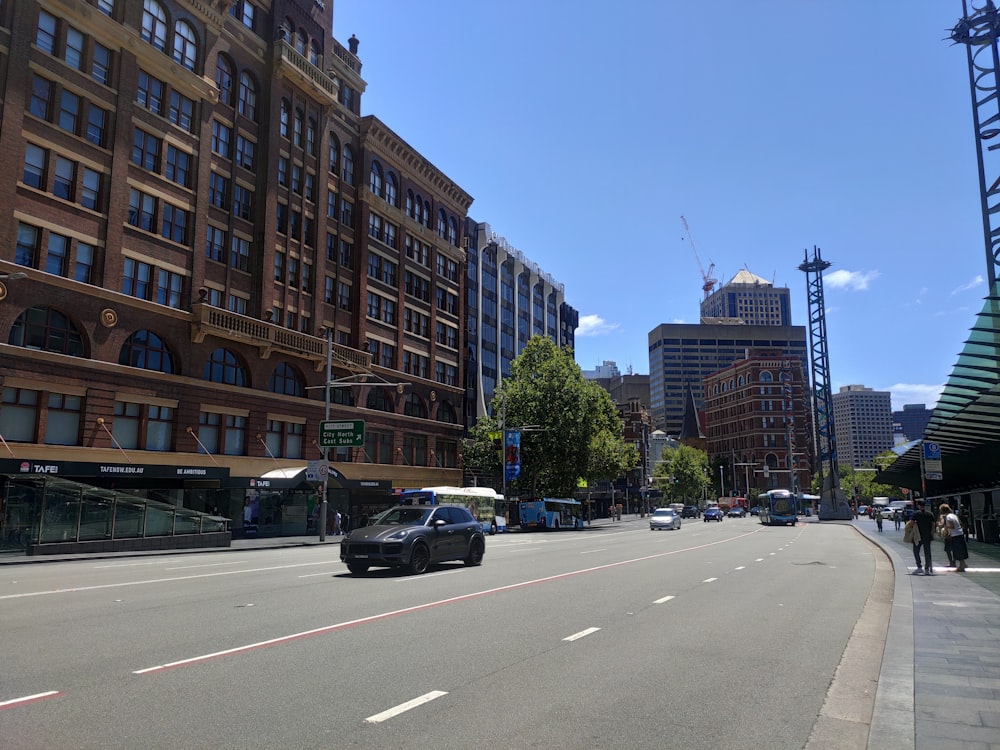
406 189 414 217
309 40 321 66
119 330 174 373
369 161 383 196
435 401 456 424
737 375 744 386
296 29 307 55
215 54 234 106
9 306 85 356
173 20 197 70
141 0 167 52
448 216 458 246
403 393 427 418
721 381 727 393
366 387 393 412
328 134 340 174
423 200 431 227
203 347 247 386
268 362 304 396
279 99 290 138
385 172 398 207
729 379 735 390
279 18 294 42
760 371 774 382
237 71 257 120
713 384 719 395
341 145 354 184
414 194 423 224
437 209 447 239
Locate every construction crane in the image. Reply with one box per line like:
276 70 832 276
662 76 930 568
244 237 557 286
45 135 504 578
680 215 718 299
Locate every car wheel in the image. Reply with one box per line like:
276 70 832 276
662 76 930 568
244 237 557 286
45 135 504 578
490 521 497 536
408 543 430 575
464 538 485 566
346 561 369 575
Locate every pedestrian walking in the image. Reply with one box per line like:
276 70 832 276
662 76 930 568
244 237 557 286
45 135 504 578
937 507 955 568
334 510 342 535
938 503 969 572
875 510 883 532
910 499 936 575
893 509 902 531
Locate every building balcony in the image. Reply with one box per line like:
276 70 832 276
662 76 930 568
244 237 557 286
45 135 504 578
191 302 372 373
275 40 338 102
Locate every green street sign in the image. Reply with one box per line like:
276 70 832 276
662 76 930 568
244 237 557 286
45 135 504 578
319 419 365 448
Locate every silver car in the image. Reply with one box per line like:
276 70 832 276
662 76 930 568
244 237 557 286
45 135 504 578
649 508 682 531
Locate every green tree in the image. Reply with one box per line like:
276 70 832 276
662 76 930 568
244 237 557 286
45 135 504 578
464 336 637 498
652 444 710 503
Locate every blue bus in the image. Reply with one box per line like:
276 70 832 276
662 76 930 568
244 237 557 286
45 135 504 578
759 489 799 526
518 498 586 530
398 486 506 534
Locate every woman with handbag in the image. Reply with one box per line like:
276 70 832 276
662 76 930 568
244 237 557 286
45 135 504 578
938 511 955 567
938 503 969 572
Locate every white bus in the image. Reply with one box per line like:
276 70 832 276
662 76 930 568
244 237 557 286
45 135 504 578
398 486 507 534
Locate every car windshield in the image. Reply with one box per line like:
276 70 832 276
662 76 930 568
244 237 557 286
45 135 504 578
375 507 433 526
653 509 673 516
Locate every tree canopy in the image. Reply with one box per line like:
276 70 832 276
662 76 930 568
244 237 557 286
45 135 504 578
652 444 710 503
464 336 637 498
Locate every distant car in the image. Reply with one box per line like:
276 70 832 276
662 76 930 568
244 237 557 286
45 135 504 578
681 505 701 518
649 508 682 531
727 506 746 518
340 505 485 575
749 506 762 516
703 507 724 522
858 505 869 516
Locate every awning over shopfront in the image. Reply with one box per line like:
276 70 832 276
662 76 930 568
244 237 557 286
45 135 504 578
877 290 1000 494
225 465 392 492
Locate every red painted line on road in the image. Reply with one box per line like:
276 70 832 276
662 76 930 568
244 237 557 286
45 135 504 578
134 530 760 675
0 691 62 710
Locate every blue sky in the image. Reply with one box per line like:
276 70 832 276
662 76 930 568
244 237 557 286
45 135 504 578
332 1 988 412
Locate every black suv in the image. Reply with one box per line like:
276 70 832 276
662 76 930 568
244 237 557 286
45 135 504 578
681 505 701 518
341 505 485 575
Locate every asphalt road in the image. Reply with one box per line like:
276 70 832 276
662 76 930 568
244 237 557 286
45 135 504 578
0 517 879 749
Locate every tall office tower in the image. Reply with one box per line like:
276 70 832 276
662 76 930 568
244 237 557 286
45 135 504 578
892 403 932 442
648 322 808 436
832 385 894 467
464 220 577 426
0 1 472 538
700 270 792 326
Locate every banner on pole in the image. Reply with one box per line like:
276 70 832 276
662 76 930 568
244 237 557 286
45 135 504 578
504 430 521 482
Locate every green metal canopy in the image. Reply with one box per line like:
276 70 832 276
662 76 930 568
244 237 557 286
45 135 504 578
876 290 1000 494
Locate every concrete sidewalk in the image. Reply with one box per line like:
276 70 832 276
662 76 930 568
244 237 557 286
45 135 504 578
851 517 1000 750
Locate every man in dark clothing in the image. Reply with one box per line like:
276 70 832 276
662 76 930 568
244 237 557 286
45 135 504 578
911 500 937 575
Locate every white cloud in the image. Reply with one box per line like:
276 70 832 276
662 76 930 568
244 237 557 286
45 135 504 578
950 275 984 296
825 269 880 291
884 382 945 412
576 314 620 337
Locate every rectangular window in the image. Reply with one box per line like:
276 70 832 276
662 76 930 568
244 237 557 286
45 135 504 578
337 281 351 310
16 223 40 268
44 393 81 446
206 225 226 262
165 145 191 187
65 26 85 71
137 71 164 115
230 236 250 271
0 387 39 442
36 10 57 54
235 135 255 170
30 75 54 120
23 144 46 190
91 42 111 85
208 172 229 208
46 233 70 276
169 90 194 132
113 401 140 450
157 268 183 308
122 257 152 300
86 105 107 147
132 128 160 171
128 189 156 232
146 405 173 451
58 90 80 134
278 156 288 186
75 242 94 284
232 184 252 219
211 120 231 157
81 167 101 211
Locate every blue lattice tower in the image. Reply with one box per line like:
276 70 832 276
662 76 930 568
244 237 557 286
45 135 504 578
799 247 851 520
953 0 1000 289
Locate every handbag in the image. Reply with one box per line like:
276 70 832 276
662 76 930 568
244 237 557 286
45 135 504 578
903 520 917 544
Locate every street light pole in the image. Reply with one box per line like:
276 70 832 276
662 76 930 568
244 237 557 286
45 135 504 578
319 328 332 542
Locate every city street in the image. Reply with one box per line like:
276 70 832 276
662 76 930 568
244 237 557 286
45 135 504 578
1 518 879 749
